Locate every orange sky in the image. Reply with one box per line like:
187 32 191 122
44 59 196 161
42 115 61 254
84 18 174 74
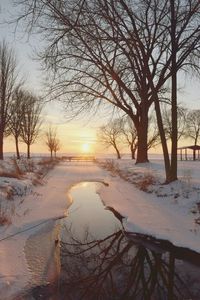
4 122 98 155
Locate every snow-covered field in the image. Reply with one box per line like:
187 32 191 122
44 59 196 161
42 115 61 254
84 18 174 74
0 157 200 298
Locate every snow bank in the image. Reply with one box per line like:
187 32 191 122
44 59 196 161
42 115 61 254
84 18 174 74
97 159 200 252
0 158 200 298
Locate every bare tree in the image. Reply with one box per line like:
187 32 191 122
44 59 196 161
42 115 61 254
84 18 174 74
97 119 123 159
162 105 188 142
13 0 200 182
45 125 57 158
186 109 200 146
8 88 27 159
53 138 60 157
20 92 42 158
45 125 61 158
0 41 19 159
120 117 138 160
115 0 200 181
12 0 161 164
144 0 200 182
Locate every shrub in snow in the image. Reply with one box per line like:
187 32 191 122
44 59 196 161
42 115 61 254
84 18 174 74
0 170 21 179
97 159 120 175
36 158 59 177
136 174 156 192
0 203 11 225
0 158 25 178
16 156 36 173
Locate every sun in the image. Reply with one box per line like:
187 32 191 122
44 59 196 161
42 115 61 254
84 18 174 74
82 143 90 153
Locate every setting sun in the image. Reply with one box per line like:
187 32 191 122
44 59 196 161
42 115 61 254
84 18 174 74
82 143 90 153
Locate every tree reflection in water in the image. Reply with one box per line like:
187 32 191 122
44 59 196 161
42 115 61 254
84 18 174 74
59 227 199 300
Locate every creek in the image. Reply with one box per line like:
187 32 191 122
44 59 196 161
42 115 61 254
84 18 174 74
23 181 200 299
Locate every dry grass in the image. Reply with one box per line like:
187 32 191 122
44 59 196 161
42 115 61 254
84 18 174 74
33 158 60 181
11 158 25 175
97 159 120 174
0 204 11 225
5 186 14 200
0 171 21 179
97 159 157 193
18 157 36 173
0 158 24 179
37 158 59 166
31 176 44 186
136 174 156 192
0 214 11 225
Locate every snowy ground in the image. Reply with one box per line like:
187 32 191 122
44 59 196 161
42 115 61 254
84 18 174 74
0 159 108 299
0 157 200 298
97 159 200 250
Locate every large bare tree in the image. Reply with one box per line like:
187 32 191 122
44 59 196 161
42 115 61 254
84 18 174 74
0 41 19 159
118 0 199 181
14 0 200 182
20 92 42 158
13 0 159 164
145 0 199 181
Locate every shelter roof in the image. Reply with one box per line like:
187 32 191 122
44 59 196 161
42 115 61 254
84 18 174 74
178 145 200 150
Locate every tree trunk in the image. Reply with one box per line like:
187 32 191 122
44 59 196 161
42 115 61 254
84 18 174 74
130 143 136 159
50 150 53 158
145 56 171 182
27 144 30 159
136 112 149 164
169 0 178 182
114 145 121 159
154 95 171 182
0 130 3 160
15 136 20 159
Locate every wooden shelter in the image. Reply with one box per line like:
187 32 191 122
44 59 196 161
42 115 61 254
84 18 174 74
177 145 200 161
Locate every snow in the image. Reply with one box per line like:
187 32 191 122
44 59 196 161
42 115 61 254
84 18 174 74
0 160 107 299
97 159 200 251
0 157 200 298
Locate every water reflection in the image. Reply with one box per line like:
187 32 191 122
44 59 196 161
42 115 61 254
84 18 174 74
62 182 121 239
20 182 200 299
59 227 200 300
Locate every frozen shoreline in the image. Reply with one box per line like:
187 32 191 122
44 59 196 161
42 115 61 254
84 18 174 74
0 159 200 298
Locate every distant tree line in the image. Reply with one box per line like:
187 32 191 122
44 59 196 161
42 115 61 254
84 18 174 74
0 40 43 159
98 114 160 159
0 39 62 159
98 107 200 159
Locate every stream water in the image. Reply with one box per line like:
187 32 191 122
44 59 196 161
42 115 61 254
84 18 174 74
22 182 200 300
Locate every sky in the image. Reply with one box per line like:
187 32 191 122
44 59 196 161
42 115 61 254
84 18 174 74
0 0 102 155
0 0 200 156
